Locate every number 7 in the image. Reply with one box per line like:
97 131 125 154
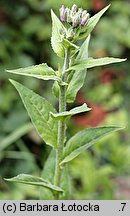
121 203 126 211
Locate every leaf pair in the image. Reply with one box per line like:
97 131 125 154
5 5 126 200
5 126 122 198
9 80 91 148
66 33 126 103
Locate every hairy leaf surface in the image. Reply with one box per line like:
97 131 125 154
50 103 91 121
10 80 58 147
59 165 70 199
67 57 126 71
79 5 110 40
66 36 90 103
75 35 91 63
60 127 123 165
5 174 63 192
6 63 60 81
51 10 66 58
40 150 56 200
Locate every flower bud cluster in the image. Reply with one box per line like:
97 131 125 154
59 4 90 27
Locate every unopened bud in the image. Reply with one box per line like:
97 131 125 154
81 12 90 25
72 13 80 27
59 5 66 22
78 8 83 17
71 4 78 13
82 10 88 16
66 8 72 23
66 28 75 39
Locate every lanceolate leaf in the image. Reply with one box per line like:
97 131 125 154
40 150 56 200
67 57 126 71
66 70 86 103
75 35 91 63
6 63 61 82
60 126 123 165
51 10 66 58
5 174 63 192
50 103 91 121
10 80 58 147
79 5 110 40
66 36 90 103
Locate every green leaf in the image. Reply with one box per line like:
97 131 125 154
10 79 58 147
40 150 70 199
75 35 91 63
63 39 79 51
5 174 63 192
59 165 70 199
67 57 126 71
79 5 111 40
66 70 86 103
50 103 91 121
41 150 56 182
66 35 90 103
52 81 59 99
51 10 66 58
40 150 56 200
6 63 61 81
60 126 123 165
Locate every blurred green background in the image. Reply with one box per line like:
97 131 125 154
0 0 130 199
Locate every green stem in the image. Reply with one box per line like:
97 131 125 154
54 50 69 197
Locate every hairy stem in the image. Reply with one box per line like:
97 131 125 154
54 50 69 197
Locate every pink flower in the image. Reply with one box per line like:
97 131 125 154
59 5 66 22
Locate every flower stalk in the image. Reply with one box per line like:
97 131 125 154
5 4 125 200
